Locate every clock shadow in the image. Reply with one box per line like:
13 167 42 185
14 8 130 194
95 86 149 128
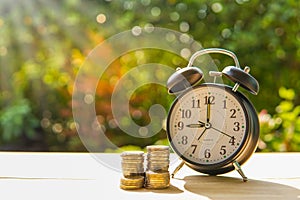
183 175 300 200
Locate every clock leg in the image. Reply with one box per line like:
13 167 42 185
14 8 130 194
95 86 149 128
171 160 185 178
233 161 248 182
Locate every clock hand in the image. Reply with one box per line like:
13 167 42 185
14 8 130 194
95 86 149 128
186 123 205 128
197 128 207 140
211 126 232 138
198 121 205 126
206 102 211 123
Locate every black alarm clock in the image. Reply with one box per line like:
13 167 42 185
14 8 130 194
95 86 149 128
166 48 259 181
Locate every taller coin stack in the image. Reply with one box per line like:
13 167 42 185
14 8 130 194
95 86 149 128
145 145 170 189
120 151 145 190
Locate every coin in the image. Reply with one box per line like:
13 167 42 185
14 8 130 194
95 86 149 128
120 175 144 190
121 151 144 159
120 175 144 185
144 145 170 189
146 145 170 151
120 151 145 178
146 145 170 172
120 151 145 190
120 147 171 190
144 171 170 189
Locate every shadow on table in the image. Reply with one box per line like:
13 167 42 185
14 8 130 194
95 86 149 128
183 175 300 200
148 184 184 194
122 184 184 194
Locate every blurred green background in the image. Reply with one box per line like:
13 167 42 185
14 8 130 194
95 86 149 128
0 0 299 152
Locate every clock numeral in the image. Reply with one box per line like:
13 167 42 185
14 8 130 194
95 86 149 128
177 121 184 130
204 96 215 105
220 145 226 155
223 100 227 109
181 109 191 119
233 122 240 131
230 109 237 118
181 136 188 145
192 99 200 108
204 149 211 158
229 136 236 146
191 144 197 154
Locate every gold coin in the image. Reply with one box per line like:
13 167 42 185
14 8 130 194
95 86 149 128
123 172 145 178
120 184 143 190
144 171 170 189
120 175 144 190
121 176 144 184
145 182 170 189
146 171 170 177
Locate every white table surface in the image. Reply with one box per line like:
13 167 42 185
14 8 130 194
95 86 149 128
0 152 299 200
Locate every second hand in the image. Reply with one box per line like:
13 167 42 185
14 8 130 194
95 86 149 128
211 126 233 138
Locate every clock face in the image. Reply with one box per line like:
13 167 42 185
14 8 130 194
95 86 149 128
167 84 249 166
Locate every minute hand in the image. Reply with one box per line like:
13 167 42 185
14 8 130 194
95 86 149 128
206 103 211 123
211 127 232 138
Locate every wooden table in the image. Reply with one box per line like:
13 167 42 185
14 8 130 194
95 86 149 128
0 152 299 200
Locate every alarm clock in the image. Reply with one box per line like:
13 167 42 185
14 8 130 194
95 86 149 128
166 48 259 181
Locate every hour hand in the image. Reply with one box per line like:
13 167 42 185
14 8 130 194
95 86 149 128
198 121 205 126
186 123 205 128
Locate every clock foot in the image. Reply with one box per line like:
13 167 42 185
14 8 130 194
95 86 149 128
233 161 248 182
171 160 185 178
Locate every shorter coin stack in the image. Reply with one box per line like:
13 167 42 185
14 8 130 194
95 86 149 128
120 175 144 190
120 151 145 190
145 145 170 189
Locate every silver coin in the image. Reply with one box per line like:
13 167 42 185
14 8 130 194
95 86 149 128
146 145 169 151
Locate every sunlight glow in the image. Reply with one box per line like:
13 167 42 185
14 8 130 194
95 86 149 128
96 14 107 24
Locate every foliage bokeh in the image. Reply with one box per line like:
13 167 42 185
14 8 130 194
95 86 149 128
259 87 300 152
0 0 299 151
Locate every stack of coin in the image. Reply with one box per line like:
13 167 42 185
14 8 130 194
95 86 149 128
120 151 145 190
145 145 170 189
146 145 170 172
120 175 145 190
145 171 170 189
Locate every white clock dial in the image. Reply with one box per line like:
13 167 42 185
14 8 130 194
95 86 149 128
168 85 248 165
